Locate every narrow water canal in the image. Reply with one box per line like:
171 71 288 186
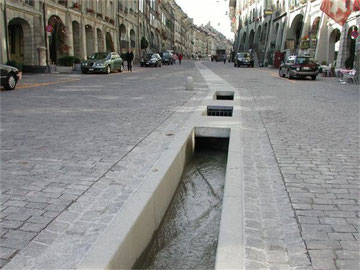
138 138 228 270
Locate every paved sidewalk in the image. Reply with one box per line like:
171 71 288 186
0 61 208 269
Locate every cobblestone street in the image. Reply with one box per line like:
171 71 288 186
208 61 359 270
1 60 359 269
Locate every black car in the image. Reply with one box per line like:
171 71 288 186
160 51 173 65
234 52 254 67
140 53 162 67
81 52 123 74
1 64 21 90
279 55 319 80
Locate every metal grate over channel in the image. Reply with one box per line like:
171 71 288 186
207 106 233 117
216 92 234 100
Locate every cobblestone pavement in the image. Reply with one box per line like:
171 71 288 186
0 61 208 269
1 60 359 269
204 62 359 270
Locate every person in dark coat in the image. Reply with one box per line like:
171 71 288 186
126 49 134 72
178 53 183 64
223 53 227 64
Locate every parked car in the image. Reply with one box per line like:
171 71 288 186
234 52 254 67
140 53 162 67
1 64 21 90
160 51 173 65
81 52 123 74
279 55 319 80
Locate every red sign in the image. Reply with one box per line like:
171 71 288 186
46 25 53 32
351 30 359 39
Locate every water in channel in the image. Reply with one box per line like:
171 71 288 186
138 138 228 270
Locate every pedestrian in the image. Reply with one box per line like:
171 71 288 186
126 49 134 72
173 53 178 64
223 53 227 64
178 53 183 64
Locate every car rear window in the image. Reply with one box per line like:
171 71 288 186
90 53 109 60
296 57 316 65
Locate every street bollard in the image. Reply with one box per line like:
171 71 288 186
185 76 194 90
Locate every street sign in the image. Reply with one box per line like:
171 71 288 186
351 30 359 39
46 24 54 33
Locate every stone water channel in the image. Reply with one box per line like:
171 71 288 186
136 138 228 269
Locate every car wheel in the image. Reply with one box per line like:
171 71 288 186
287 70 293 79
106 65 111 74
279 69 285 77
82 70 88 74
311 75 316 80
4 73 17 90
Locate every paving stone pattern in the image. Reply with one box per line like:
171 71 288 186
207 62 359 270
2 61 359 269
198 63 311 270
1 62 208 269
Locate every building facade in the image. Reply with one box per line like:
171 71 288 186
1 0 233 70
230 0 359 72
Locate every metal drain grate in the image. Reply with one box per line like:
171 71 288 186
216 94 234 100
207 106 233 117
215 91 234 100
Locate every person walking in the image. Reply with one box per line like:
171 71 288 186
178 53 183 64
173 53 178 64
126 49 134 72
223 53 227 64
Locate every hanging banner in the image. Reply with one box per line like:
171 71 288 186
320 0 360 26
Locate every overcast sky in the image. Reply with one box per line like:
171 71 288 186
175 0 234 41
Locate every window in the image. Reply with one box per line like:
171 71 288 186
58 0 67 7
150 14 155 25
24 0 34 6
86 0 94 9
97 0 102 13
296 57 315 65
129 0 135 11
287 59 295 65
139 0 144 12
109 1 113 17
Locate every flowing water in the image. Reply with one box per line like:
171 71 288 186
138 139 228 270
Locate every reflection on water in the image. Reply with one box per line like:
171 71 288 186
140 145 227 270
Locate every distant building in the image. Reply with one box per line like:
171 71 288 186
229 0 359 71
0 0 233 71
